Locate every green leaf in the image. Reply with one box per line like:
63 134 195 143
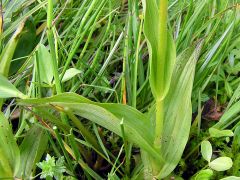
225 81 233 97
209 128 234 138
37 44 54 85
11 20 36 75
201 141 212 162
220 176 240 180
214 100 240 129
142 0 176 100
233 126 240 146
0 112 20 177
194 169 213 180
4 0 30 19
37 154 55 179
62 68 82 83
18 93 162 163
37 154 66 179
156 44 203 178
209 157 233 171
16 125 48 179
0 74 27 99
0 22 25 76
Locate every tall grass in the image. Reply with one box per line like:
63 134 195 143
0 0 240 179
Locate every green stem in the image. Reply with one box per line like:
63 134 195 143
153 0 168 150
157 0 168 95
121 26 127 104
159 0 168 45
47 0 69 124
47 0 53 29
157 0 168 84
47 0 62 94
154 99 164 150
132 15 143 108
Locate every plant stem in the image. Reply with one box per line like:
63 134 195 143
132 15 143 108
47 0 62 94
154 99 164 149
47 0 70 125
154 0 168 150
159 0 168 47
158 0 168 96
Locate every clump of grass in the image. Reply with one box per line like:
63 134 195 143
0 0 239 179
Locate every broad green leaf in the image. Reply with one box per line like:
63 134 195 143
194 169 213 180
220 176 240 180
155 43 203 178
201 141 212 162
62 68 82 83
16 125 48 179
37 44 54 85
142 0 176 100
0 148 13 177
18 93 162 163
0 74 27 99
209 128 234 138
0 112 20 177
0 22 24 76
209 157 233 171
